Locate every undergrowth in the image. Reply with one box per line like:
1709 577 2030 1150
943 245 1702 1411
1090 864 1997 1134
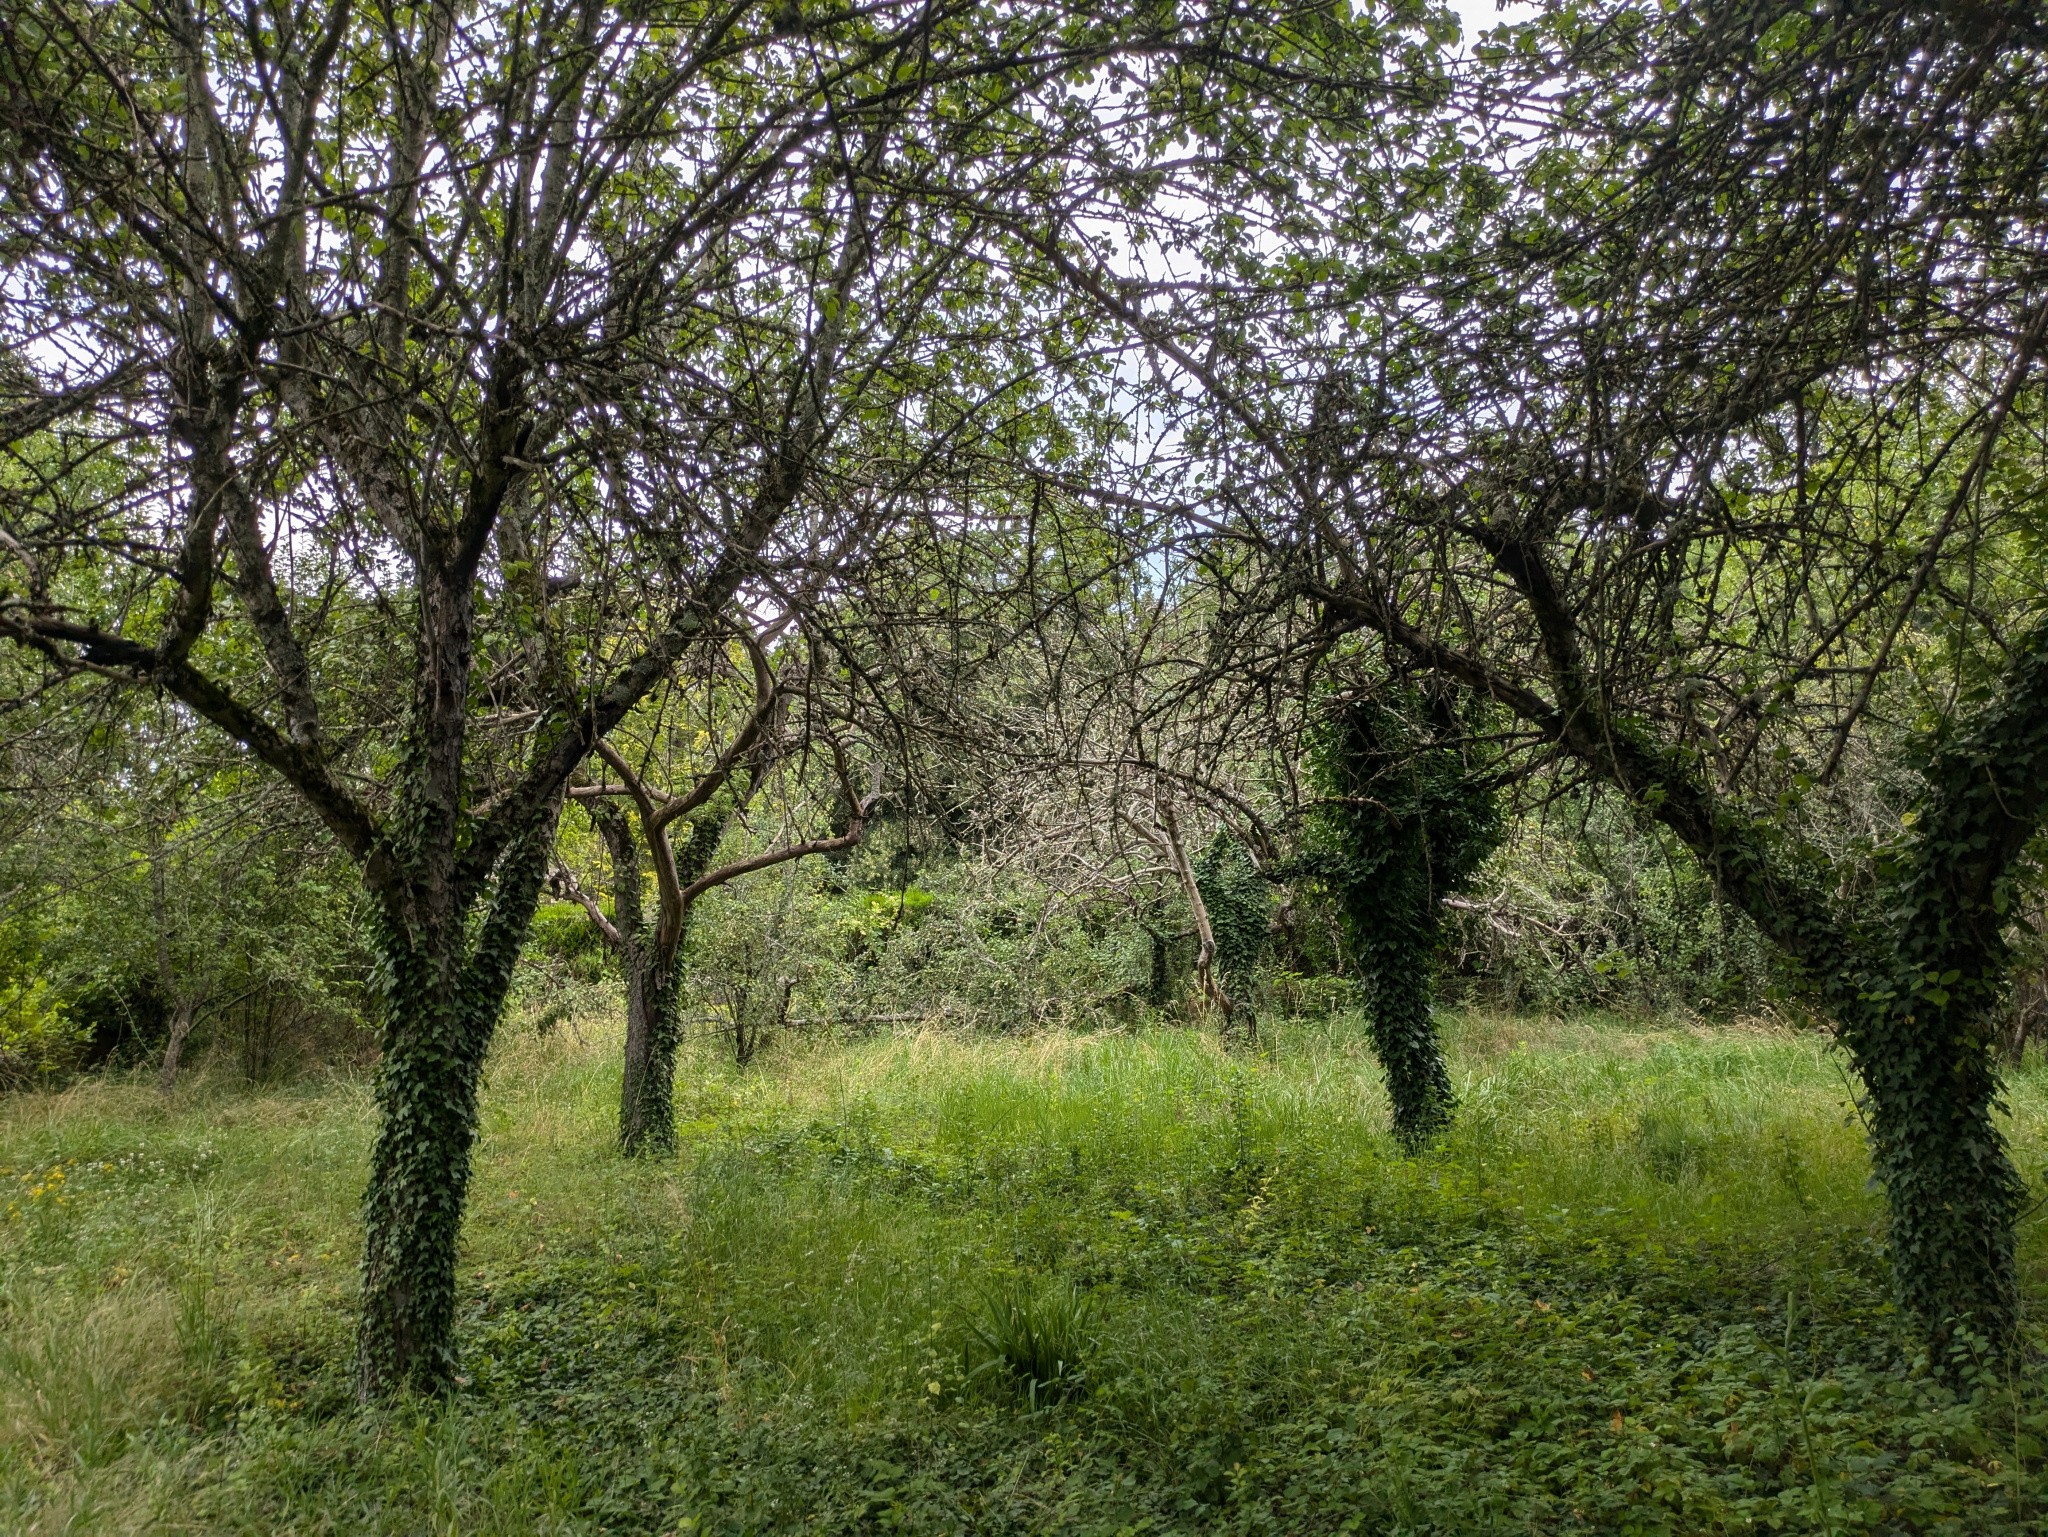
2 1012 2046 1533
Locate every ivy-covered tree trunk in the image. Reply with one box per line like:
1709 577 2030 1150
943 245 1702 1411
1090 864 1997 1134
603 807 690 1159
356 818 552 1399
616 934 658 1150
1442 532 2048 1353
619 954 684 1156
1362 927 1456 1151
598 812 659 1155
1145 923 1174 1008
1579 751 2036 1356
600 800 734 1157
1193 832 1270 1043
1817 640 2048 1354
1307 689 1501 1154
1847 1016 2021 1354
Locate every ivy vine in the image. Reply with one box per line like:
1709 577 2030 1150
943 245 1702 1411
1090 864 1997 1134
1304 684 1502 1151
1194 831 1271 1034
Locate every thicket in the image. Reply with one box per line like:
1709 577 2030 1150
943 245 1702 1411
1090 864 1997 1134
0 711 368 1089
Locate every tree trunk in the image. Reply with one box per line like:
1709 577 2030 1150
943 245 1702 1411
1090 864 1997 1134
618 938 654 1144
1145 926 1172 1008
1371 535 2048 1354
617 800 739 1153
1850 1012 2021 1357
618 947 682 1157
157 999 198 1094
1997 965 2047 1065
597 808 692 1158
1366 940 1454 1153
1147 801 1237 1033
355 820 550 1399
355 942 487 1398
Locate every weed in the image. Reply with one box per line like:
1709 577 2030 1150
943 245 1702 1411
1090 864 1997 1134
961 1275 1094 1407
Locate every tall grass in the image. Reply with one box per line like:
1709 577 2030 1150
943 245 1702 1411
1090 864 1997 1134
2 1011 2045 1532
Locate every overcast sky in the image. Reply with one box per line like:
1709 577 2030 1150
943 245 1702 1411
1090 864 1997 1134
1449 0 1540 41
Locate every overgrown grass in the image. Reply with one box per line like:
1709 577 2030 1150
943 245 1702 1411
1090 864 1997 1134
4 1011 2048 1533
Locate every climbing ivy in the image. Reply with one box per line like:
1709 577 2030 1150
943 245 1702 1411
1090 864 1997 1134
617 788 744 1157
1193 831 1271 1034
1305 684 1503 1151
1546 622 2048 1360
356 794 558 1398
1825 627 2048 1357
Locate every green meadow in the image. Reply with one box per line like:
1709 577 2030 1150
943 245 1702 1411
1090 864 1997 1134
4 1012 2045 1535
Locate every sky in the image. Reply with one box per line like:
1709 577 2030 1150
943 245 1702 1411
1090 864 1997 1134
1449 0 1541 41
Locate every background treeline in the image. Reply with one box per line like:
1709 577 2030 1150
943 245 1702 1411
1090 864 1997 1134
3 671 1804 1089
0 689 368 1089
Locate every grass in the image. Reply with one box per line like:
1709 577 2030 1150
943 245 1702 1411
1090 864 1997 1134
3 1008 2047 1533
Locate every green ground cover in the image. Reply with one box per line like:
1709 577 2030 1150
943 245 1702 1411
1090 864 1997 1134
3 1013 2046 1534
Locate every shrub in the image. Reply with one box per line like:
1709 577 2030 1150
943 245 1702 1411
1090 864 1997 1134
527 901 613 985
0 973 86 1088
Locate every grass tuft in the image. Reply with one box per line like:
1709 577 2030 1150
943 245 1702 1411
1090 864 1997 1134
962 1275 1094 1406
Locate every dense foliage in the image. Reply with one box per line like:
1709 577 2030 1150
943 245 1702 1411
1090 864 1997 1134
1192 833 1271 1032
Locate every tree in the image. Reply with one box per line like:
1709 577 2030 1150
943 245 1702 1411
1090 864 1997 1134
990 0 2048 1353
1192 830 1270 1036
1306 0 2048 1357
1154 0 2048 1353
0 677 362 1087
555 627 877 1152
0 0 1184 1395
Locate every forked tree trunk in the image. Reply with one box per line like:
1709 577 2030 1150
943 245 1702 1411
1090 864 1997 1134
613 798 739 1156
586 721 874 1154
355 822 551 1399
157 1000 198 1094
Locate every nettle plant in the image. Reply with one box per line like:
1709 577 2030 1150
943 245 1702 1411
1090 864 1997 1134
1305 683 1503 1151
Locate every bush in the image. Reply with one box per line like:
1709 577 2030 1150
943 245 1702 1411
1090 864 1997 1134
1443 796 1780 1016
0 972 86 1088
66 977 168 1070
526 901 613 986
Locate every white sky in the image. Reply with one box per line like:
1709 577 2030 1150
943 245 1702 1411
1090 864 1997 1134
1448 0 1541 41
